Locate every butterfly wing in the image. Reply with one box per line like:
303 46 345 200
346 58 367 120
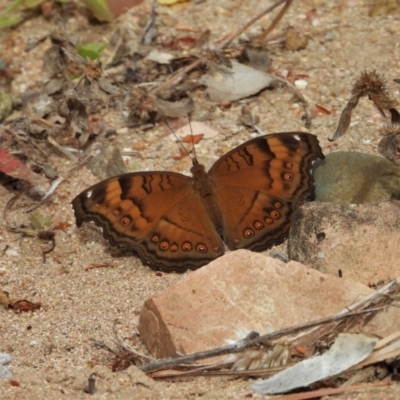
72 171 224 271
208 132 324 251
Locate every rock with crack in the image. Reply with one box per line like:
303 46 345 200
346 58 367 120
138 250 400 358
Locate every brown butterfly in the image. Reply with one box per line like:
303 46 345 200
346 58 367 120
72 132 324 271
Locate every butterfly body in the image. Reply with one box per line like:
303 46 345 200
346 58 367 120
72 132 324 271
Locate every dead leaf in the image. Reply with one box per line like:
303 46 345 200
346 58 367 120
328 94 359 141
182 134 203 144
154 96 194 118
200 60 275 103
251 334 377 395
0 289 10 309
315 104 332 115
11 299 41 313
52 221 72 230
171 121 220 141
146 49 175 64
112 350 136 372
0 147 47 185
62 97 89 147
172 148 190 161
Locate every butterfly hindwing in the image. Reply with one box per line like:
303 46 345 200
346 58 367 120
209 132 324 251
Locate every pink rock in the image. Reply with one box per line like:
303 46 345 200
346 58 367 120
138 250 398 358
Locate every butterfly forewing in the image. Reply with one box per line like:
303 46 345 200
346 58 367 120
72 171 224 271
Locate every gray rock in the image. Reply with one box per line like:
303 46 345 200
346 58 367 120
313 151 400 204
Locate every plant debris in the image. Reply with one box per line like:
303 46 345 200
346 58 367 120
329 70 399 141
106 276 400 396
0 288 41 313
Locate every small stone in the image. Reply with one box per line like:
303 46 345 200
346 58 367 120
285 28 308 51
0 353 12 379
294 79 308 90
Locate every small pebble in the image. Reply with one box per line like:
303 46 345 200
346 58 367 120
294 79 308 90
0 353 12 379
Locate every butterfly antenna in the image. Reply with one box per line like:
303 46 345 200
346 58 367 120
165 120 194 163
188 115 198 161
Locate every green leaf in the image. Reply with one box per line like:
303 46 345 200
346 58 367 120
30 211 53 230
77 43 107 60
80 0 113 21
393 79 400 85
0 16 22 28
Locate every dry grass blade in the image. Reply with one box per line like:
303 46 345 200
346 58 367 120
218 0 290 49
257 0 294 41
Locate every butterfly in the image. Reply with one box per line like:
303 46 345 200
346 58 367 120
72 132 324 271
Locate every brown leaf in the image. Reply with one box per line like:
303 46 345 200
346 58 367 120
0 148 47 185
328 94 359 141
172 148 188 161
52 221 72 230
181 134 203 144
112 350 136 372
315 104 332 115
11 300 41 313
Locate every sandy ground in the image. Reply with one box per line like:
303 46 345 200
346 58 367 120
1 0 400 398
